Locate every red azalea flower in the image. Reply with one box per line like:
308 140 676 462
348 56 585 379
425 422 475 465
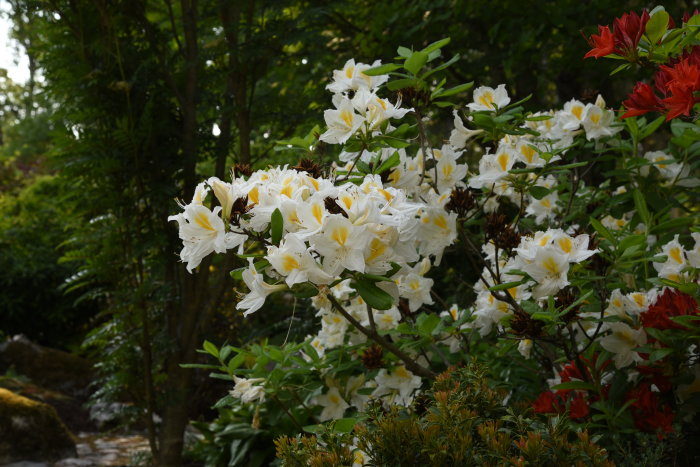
662 87 695 120
613 9 650 57
569 393 590 419
683 9 700 25
584 25 615 59
648 405 674 439
665 57 700 91
622 82 665 118
533 391 558 413
641 288 700 329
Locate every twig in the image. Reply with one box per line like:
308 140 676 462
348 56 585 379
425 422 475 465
328 295 436 378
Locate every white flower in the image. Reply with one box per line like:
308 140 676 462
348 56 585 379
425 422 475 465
311 215 373 275
559 99 586 131
168 204 246 272
653 235 688 282
326 59 389 94
581 104 621 140
231 376 265 403
236 259 287 316
266 234 333 286
373 366 422 406
518 339 533 359
468 84 510 111
599 322 646 368
521 247 570 299
449 110 483 148
320 95 364 144
314 387 350 421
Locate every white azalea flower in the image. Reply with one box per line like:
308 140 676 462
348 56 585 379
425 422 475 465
231 376 265 403
266 234 333 287
236 259 287 316
468 84 510 111
314 387 350 421
320 95 364 144
599 322 646 369
311 215 373 275
449 110 483 148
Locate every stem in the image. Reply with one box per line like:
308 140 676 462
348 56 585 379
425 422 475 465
328 295 436 378
271 394 305 433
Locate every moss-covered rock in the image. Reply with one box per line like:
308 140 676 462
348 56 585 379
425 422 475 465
0 388 76 464
0 335 94 399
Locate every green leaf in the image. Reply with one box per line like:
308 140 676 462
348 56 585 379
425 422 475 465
404 51 429 75
375 151 401 174
397 46 412 58
552 381 596 391
363 63 402 76
432 81 474 98
488 279 529 292
361 273 395 283
649 347 674 362
639 115 665 140
271 208 284 245
332 418 358 433
529 185 551 200
420 54 460 80
387 78 417 91
356 160 371 174
632 189 651 225
352 278 394 310
421 37 451 54
609 63 631 76
645 10 669 45
590 217 616 245
203 340 219 358
416 313 441 335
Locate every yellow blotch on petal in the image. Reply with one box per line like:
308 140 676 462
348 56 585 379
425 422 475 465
478 91 495 108
194 212 215 231
542 256 560 275
340 110 354 128
248 186 259 204
331 226 349 246
497 152 509 172
434 215 448 230
311 203 324 225
558 237 573 254
669 247 684 264
366 238 387 263
282 254 300 272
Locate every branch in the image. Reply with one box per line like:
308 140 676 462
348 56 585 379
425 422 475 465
328 295 436 379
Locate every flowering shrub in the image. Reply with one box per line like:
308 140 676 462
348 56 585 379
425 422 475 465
175 7 700 464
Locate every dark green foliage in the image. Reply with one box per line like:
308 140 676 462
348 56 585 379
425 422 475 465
276 363 613 466
0 175 94 347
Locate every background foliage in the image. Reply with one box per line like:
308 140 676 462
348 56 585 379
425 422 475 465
1 0 695 464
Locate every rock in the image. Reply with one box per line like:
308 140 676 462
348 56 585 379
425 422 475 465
0 388 77 464
0 376 97 433
0 335 94 399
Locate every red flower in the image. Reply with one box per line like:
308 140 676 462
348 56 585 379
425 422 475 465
584 25 615 59
625 382 674 436
533 391 558 413
663 85 698 120
683 10 700 25
665 57 700 91
622 82 664 118
613 9 650 57
641 288 700 330
569 393 590 419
